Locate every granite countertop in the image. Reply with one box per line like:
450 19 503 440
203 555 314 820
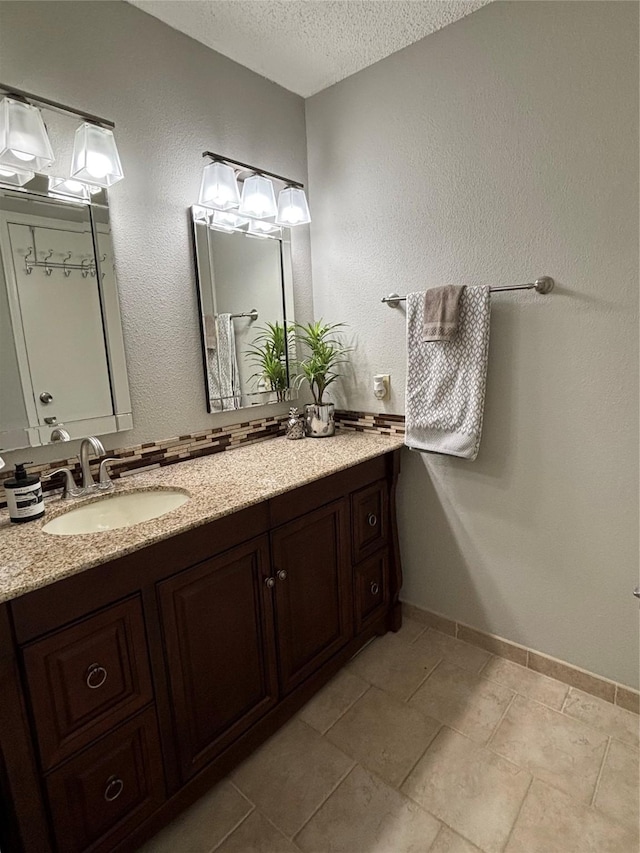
0 432 403 604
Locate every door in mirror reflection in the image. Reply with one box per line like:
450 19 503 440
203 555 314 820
192 211 296 413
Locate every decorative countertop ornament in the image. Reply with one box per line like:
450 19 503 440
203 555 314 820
286 407 306 440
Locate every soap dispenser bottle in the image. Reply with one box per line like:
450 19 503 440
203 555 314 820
4 463 44 523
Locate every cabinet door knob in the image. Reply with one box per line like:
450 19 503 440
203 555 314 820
104 775 124 802
370 581 380 596
634 587 640 599
367 513 378 528
277 570 288 581
39 391 53 404
86 663 108 689
265 576 276 589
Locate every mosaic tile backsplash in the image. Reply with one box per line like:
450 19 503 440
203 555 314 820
0 411 406 507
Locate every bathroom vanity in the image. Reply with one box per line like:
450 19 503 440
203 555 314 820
0 434 402 853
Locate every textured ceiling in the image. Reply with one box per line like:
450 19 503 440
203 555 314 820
129 1 491 97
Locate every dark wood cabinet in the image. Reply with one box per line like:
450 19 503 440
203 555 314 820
271 500 352 694
0 449 402 853
158 536 278 781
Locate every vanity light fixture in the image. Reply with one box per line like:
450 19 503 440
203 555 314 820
275 186 311 226
0 96 55 172
210 210 249 231
198 160 241 210
239 174 277 219
200 152 310 227
0 83 124 190
70 124 124 188
248 219 282 237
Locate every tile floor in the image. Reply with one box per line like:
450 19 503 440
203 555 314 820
139 618 639 853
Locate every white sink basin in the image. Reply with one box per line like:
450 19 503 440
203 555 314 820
43 489 190 536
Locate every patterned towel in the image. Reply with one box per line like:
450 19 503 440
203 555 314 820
405 286 491 460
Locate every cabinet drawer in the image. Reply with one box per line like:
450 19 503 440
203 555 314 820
45 708 165 853
351 480 388 563
354 552 389 632
22 597 153 770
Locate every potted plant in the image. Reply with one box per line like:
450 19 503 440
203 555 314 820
246 321 294 402
294 320 351 437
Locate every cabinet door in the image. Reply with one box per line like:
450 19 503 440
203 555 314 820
271 500 352 694
158 536 277 781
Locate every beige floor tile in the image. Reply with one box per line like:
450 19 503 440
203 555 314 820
298 669 369 734
412 629 491 673
214 811 300 853
408 660 514 743
505 778 638 852
563 687 640 749
429 826 482 852
348 633 441 700
296 764 441 853
401 727 531 853
138 780 252 853
481 656 569 710
489 694 608 804
594 739 640 833
231 719 354 838
326 686 440 787
395 615 428 644
527 652 616 703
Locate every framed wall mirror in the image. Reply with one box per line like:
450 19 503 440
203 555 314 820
0 177 132 451
191 206 296 412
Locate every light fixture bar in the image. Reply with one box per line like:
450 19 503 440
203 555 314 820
0 82 115 129
202 151 304 189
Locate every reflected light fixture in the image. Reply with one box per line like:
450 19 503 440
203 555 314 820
248 219 282 237
239 174 277 219
210 210 249 232
275 186 311 226
71 123 124 188
0 166 35 187
199 161 240 210
48 176 91 200
0 96 55 172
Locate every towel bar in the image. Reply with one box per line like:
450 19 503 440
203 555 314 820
381 276 554 307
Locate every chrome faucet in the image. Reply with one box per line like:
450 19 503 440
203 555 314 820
80 436 105 490
45 436 118 499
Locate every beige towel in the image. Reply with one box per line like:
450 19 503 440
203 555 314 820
423 285 465 342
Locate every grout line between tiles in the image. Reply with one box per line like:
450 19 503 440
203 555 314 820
501 775 534 853
590 736 612 808
209 797 256 853
396 723 443 791
321 683 372 736
559 686 573 714
485 690 518 749
403 657 445 704
291 759 358 844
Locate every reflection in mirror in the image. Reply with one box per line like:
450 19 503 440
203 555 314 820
0 178 132 451
191 207 296 412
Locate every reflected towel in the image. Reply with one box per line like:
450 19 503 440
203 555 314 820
405 286 490 460
215 313 242 410
203 313 217 349
423 285 464 342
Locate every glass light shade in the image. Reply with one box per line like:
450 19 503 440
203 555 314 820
48 176 91 200
210 210 249 232
248 219 281 237
275 186 311 226
239 174 277 219
0 165 35 187
198 161 240 210
0 97 55 172
70 122 124 187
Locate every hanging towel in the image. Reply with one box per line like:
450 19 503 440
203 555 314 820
215 313 242 411
405 286 491 460
423 285 464 342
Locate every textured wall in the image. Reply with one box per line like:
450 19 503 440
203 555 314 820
306 2 639 686
0 0 312 466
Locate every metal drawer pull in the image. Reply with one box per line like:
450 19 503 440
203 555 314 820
370 581 380 596
277 570 288 581
367 513 378 527
104 775 124 802
86 663 108 690
265 576 276 589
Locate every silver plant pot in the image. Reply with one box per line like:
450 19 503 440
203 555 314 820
304 403 336 438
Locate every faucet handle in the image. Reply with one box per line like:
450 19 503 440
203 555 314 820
44 467 81 499
98 458 118 490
